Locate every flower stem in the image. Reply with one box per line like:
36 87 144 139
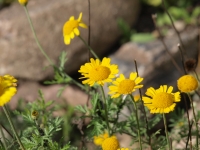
23 6 54 66
187 93 199 149
163 113 171 150
78 36 99 59
0 125 7 150
3 105 25 150
100 86 111 136
130 95 142 150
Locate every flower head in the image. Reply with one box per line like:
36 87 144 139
0 75 17 106
94 132 120 150
63 12 87 45
177 75 198 93
117 148 130 150
142 85 181 113
79 57 118 86
101 136 120 150
108 72 143 98
18 0 28 6
184 59 196 72
94 132 109 146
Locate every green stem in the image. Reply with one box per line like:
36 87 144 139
3 106 25 150
23 6 88 92
130 95 142 150
78 36 99 59
187 93 199 149
23 6 53 66
100 86 111 136
163 113 171 150
0 125 7 150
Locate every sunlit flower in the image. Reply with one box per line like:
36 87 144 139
94 132 109 146
63 12 87 45
108 73 143 98
117 148 130 150
101 136 120 150
142 85 181 113
177 75 198 93
0 75 17 106
79 57 118 86
18 0 28 6
134 94 141 102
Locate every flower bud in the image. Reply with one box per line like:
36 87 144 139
31 110 39 120
18 0 28 6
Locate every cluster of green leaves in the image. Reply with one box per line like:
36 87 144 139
0 90 77 150
75 91 169 149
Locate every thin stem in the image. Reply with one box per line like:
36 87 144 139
0 125 7 150
79 36 99 59
100 86 111 136
23 6 54 66
134 60 151 149
177 44 187 74
3 106 25 150
162 113 171 150
86 0 91 107
161 0 187 56
130 95 142 150
182 94 192 150
152 14 183 75
187 93 199 149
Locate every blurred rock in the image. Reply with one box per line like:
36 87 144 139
0 0 140 81
10 80 88 110
110 28 199 90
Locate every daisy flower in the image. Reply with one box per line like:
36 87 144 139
63 12 87 45
142 85 181 113
78 57 118 86
177 75 198 93
0 75 17 106
108 72 143 98
94 132 120 150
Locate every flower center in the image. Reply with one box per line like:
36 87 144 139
118 79 135 94
63 20 79 35
152 92 174 108
89 66 111 81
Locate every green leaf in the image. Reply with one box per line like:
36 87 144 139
131 33 155 43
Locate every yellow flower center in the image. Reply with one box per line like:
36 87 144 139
177 75 198 92
118 79 135 94
152 92 174 108
89 66 111 81
63 20 79 35
102 136 120 150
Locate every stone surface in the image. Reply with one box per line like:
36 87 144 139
10 80 88 110
110 28 199 91
0 0 140 81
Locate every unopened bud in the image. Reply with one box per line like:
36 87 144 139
18 0 28 6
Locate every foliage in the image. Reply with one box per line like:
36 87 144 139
0 0 200 150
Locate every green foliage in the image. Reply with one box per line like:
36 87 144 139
1 90 78 150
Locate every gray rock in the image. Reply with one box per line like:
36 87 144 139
110 28 199 90
0 0 140 81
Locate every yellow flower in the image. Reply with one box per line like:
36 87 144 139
101 136 120 150
18 0 28 6
177 75 198 93
142 85 181 113
94 132 109 146
78 57 119 86
117 148 130 150
0 75 17 106
94 132 120 150
63 12 87 45
108 73 143 98
134 94 141 102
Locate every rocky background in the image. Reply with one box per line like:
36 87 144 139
0 0 199 149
